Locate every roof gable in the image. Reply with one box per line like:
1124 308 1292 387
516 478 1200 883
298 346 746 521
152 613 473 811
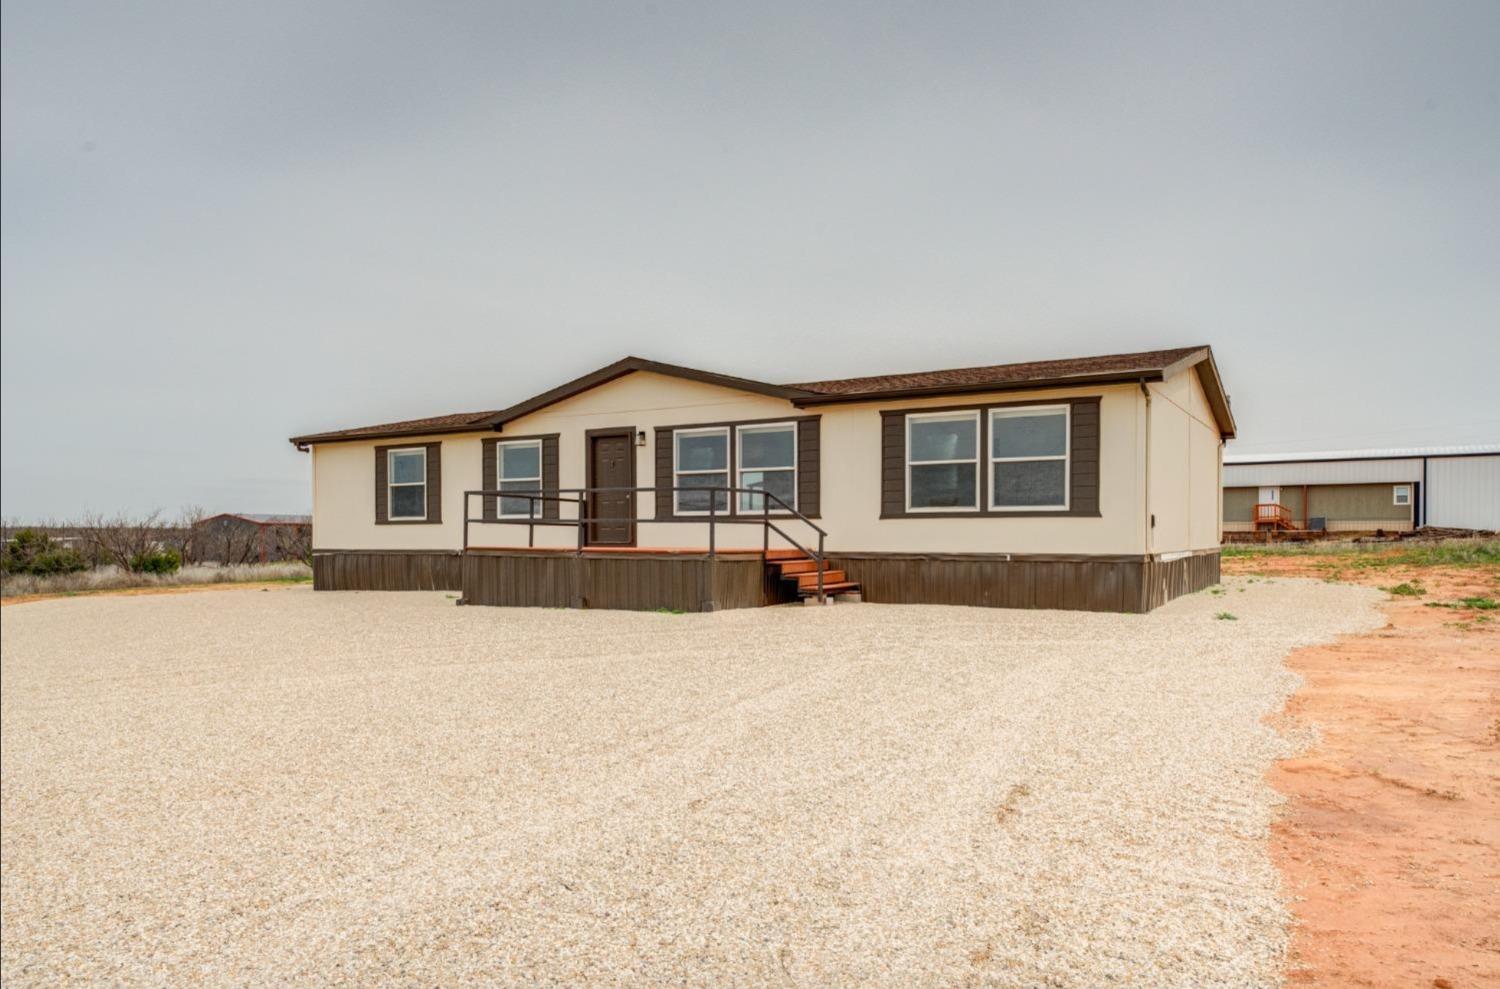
477 357 813 429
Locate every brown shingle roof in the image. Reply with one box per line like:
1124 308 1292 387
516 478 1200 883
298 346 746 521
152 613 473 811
787 346 1207 397
289 410 499 446
290 346 1232 445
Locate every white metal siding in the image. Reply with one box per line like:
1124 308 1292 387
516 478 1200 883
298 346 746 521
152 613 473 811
1223 457 1422 487
1426 455 1500 530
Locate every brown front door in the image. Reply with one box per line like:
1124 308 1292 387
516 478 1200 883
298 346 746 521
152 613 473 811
587 430 636 546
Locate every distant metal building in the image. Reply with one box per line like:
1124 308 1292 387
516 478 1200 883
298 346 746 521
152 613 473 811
1223 446 1499 534
191 513 312 563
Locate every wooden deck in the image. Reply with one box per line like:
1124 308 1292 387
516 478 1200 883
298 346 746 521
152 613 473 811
466 545 772 558
462 546 855 608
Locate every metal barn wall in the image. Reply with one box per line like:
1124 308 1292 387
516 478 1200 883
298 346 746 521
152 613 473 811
1426 455 1500 530
1223 458 1422 487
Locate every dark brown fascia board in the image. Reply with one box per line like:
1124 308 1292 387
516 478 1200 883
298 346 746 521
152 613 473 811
793 346 1236 439
289 357 810 448
289 349 1238 447
790 368 1170 407
483 356 816 431
1186 348 1237 439
290 420 497 450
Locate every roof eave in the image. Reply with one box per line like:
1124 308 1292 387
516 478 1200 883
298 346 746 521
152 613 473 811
288 421 500 449
1185 348 1236 439
790 368 1172 407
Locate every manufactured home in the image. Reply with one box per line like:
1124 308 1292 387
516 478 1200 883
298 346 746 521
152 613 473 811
290 347 1234 613
1223 446 1500 535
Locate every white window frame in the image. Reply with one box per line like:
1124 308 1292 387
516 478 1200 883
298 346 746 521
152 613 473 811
386 447 427 521
988 404 1071 512
672 426 731 516
1393 484 1411 506
905 410 981 513
497 439 544 519
736 422 797 514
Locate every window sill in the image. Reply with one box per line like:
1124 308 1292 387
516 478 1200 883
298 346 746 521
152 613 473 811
880 509 1100 520
377 518 441 525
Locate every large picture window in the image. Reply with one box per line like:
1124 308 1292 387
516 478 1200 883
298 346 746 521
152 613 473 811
497 439 543 517
387 448 427 520
906 411 980 511
990 405 1069 510
674 427 730 514
737 423 796 512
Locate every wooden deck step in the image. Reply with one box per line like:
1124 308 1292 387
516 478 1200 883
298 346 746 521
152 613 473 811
777 559 835 575
791 570 846 589
799 581 860 596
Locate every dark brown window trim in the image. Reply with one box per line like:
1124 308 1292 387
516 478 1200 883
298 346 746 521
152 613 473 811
880 397 1101 520
481 433 560 523
654 415 821 521
375 442 442 525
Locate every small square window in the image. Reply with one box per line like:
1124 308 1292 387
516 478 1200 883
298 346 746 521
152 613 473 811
1393 485 1411 506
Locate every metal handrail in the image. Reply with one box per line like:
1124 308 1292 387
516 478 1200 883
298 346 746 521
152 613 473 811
461 484 831 601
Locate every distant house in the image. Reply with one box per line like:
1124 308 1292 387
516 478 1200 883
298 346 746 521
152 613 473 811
191 513 312 564
289 348 1235 613
1223 446 1500 535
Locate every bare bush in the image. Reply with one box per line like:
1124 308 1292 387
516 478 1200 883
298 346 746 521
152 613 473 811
76 511 169 571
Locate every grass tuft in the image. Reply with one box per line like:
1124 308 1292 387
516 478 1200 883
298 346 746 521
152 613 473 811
1215 611 1238 621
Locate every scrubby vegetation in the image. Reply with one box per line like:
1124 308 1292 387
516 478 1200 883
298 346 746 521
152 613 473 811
3 510 312 599
2 529 89 575
1222 539 1500 569
129 548 182 575
1 562 311 599
1384 582 1425 597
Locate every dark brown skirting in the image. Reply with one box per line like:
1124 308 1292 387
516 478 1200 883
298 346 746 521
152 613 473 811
460 550 791 612
312 550 463 591
826 549 1219 613
314 547 1220 614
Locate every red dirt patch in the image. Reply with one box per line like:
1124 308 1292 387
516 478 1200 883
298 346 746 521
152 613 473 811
1224 555 1500 987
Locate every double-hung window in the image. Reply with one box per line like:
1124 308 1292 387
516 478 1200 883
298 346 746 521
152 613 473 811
906 411 980 511
674 427 730 514
387 448 427 520
497 439 543 517
737 423 797 512
990 405 1069 510
1393 484 1411 506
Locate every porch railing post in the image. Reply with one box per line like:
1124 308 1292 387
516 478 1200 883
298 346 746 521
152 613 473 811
817 531 825 603
762 496 769 556
708 492 717 557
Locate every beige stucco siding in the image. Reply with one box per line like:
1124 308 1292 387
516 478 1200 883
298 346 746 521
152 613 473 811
312 433 483 550
311 368 1222 557
1147 369 1223 554
792 382 1146 555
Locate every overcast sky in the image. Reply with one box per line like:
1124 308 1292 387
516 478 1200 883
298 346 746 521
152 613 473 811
3 1 1497 519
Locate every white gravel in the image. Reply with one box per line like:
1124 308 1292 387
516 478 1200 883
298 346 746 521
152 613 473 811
0 577 1385 988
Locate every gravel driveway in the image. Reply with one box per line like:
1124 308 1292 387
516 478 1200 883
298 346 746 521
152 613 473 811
1 579 1383 988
